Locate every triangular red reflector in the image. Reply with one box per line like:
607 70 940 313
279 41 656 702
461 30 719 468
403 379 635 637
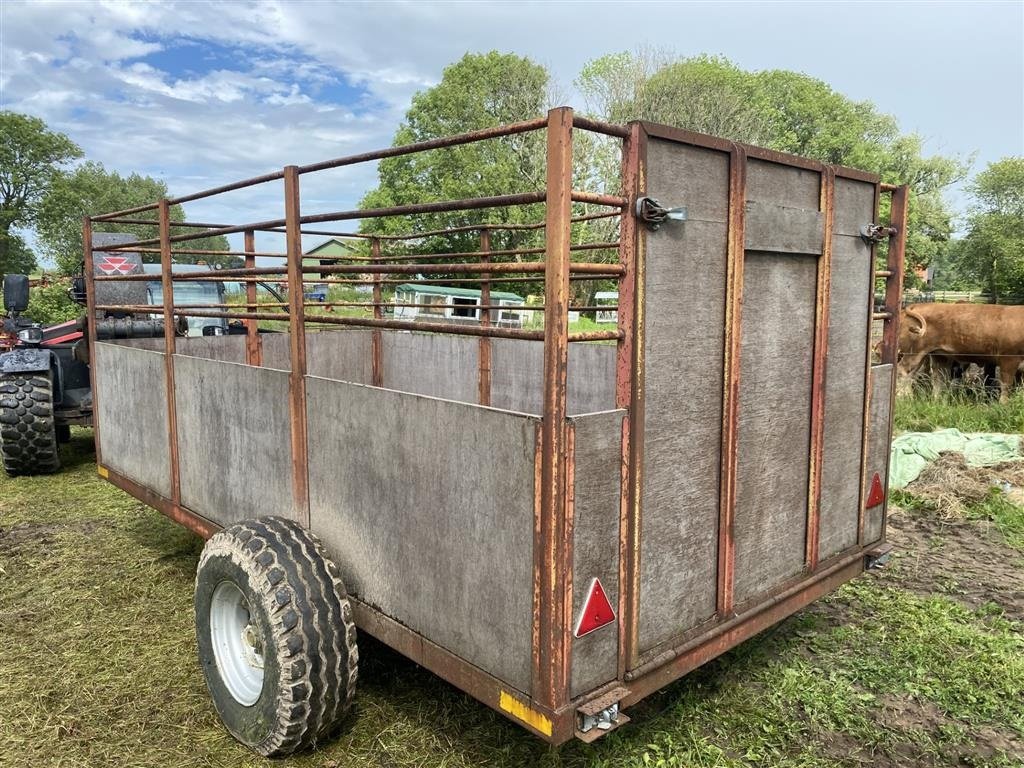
866 472 885 508
574 578 615 638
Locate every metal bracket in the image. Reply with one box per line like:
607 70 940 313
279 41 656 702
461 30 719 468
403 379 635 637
636 196 687 231
576 686 631 742
865 543 894 569
860 223 898 244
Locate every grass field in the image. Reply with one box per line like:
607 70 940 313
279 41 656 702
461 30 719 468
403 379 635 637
1 408 1023 767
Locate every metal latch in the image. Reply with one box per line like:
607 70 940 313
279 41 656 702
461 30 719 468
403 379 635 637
860 223 898 244
636 196 687 231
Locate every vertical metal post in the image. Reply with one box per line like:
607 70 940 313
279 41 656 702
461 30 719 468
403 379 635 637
879 184 908 545
158 200 181 506
244 229 262 366
806 168 835 571
371 237 384 388
881 186 908 364
284 166 310 526
716 143 747 617
82 217 102 466
478 228 492 406
616 122 643 675
534 106 573 710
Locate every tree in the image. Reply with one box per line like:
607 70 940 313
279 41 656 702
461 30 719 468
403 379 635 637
36 162 232 275
359 52 551 259
954 158 1024 301
0 111 82 276
576 52 968 282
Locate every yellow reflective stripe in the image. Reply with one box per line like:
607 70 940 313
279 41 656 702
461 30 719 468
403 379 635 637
97 465 109 478
498 691 552 736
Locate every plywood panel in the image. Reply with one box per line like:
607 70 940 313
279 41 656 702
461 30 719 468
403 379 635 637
381 331 478 403
491 339 616 416
732 252 817 604
638 139 730 653
175 334 247 364
173 355 294 525
818 178 876 559
864 364 894 544
570 410 624 697
744 201 824 255
306 379 537 693
746 159 820 209
95 342 170 497
260 332 291 370
306 329 373 384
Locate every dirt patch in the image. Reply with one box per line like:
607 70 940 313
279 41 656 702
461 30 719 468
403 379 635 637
874 507 1024 621
0 520 102 556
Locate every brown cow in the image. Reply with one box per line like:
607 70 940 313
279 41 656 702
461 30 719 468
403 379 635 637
898 303 1024 402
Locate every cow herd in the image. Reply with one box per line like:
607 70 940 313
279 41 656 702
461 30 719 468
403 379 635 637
896 303 1024 402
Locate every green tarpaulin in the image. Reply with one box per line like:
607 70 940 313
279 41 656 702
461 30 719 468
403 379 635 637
889 428 1023 490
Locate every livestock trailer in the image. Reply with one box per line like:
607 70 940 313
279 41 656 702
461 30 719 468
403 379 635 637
83 108 907 755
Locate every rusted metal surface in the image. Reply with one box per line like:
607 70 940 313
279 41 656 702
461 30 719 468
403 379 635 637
534 106 575 711
94 260 624 279
880 186 908 364
379 241 618 263
806 168 835 570
243 229 262 367
284 166 310 527
478 228 492 406
102 465 219 539
158 200 182 507
571 114 630 138
82 217 102 465
716 142 747 617
370 237 383 388
616 122 643 676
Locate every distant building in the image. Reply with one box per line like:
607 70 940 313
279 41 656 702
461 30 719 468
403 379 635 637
392 283 526 328
304 237 370 292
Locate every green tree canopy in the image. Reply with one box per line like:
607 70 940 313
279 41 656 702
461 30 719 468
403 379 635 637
954 157 1024 301
358 52 551 254
577 52 969 280
37 162 232 275
0 111 82 276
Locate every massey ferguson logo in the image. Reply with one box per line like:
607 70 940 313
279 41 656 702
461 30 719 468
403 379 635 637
96 255 138 275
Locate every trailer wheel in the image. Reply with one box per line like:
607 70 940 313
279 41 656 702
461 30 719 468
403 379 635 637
0 371 61 476
195 517 358 757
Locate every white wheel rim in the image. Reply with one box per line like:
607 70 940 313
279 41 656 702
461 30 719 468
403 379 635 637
210 581 264 706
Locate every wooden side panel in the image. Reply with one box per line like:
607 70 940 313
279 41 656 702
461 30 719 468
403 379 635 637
746 159 820 208
569 410 624 697
638 139 729 653
94 342 170 497
864 364 894 544
732 253 817 604
173 355 295 524
174 335 247 363
490 339 616 417
305 378 537 693
818 178 876 559
381 331 479 403
306 329 373 384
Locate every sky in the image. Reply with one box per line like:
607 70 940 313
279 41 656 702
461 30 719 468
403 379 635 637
1 0 1022 259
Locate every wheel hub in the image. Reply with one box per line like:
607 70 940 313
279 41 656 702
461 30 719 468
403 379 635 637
210 581 265 705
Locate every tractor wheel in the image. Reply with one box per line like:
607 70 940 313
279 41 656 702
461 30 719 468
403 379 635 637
195 516 358 757
0 371 61 476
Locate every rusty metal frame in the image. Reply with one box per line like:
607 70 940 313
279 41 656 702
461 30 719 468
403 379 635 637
805 168 836 571
243 229 263 366
716 142 748 617
283 166 310 526
158 200 182 507
616 122 643 676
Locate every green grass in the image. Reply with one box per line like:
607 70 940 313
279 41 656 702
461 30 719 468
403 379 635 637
894 391 1024 434
2 432 1022 767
